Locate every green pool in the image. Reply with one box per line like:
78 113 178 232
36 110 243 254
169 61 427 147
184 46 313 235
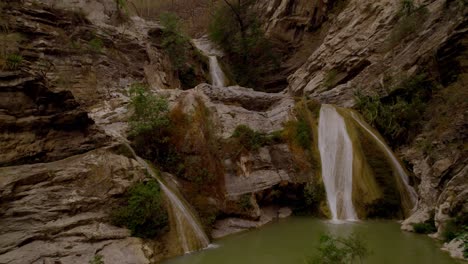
164 217 459 264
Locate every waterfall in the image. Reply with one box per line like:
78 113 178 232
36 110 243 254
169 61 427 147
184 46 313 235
208 56 227 87
193 37 228 87
135 157 210 253
318 104 358 221
349 112 418 213
121 144 209 253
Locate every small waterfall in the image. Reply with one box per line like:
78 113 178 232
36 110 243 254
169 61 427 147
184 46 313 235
135 157 210 253
349 112 418 213
318 104 358 221
208 56 227 87
120 144 209 253
193 37 228 87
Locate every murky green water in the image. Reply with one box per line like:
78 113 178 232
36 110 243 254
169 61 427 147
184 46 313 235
164 217 459 264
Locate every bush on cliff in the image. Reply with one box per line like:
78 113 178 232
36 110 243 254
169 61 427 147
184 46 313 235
112 179 168 238
354 74 434 145
412 217 437 234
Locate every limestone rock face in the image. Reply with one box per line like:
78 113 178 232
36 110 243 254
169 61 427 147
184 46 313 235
0 1 178 263
0 72 107 166
0 148 151 264
284 0 465 106
254 0 332 45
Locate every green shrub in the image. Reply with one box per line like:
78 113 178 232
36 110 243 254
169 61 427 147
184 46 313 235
232 124 271 151
295 118 312 149
112 179 168 238
307 233 371 264
412 218 437 234
159 12 200 88
160 12 189 70
89 255 104 264
238 194 253 211
354 74 433 144
128 84 170 137
89 37 103 53
6 54 22 70
442 216 468 242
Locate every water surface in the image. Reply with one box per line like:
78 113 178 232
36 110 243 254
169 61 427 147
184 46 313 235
164 217 458 264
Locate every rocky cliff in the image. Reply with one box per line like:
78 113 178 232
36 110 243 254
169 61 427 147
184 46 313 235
0 1 179 263
0 0 467 263
257 0 467 259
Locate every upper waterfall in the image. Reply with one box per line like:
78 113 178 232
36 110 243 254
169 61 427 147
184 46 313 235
193 36 228 87
318 104 358 221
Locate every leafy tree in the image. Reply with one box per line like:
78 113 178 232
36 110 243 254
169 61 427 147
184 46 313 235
308 233 371 264
159 12 200 88
209 0 279 88
160 12 190 70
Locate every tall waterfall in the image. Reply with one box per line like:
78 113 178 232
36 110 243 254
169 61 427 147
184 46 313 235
318 104 358 221
193 37 228 87
350 112 418 213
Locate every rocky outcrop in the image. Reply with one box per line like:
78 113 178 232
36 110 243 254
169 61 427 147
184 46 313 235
281 0 465 106
0 148 153 264
0 72 106 166
0 1 179 263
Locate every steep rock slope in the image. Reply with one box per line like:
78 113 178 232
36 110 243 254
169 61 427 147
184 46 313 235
0 1 181 263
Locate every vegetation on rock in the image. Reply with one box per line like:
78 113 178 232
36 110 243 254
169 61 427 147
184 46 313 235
128 88 223 231
160 12 207 89
354 74 434 145
89 255 104 264
412 216 437 234
209 0 280 89
128 84 170 138
112 179 168 238
387 0 429 49
231 124 281 152
283 99 321 174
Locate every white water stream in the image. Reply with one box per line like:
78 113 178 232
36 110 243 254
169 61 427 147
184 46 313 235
136 157 210 253
121 143 209 253
318 104 358 221
208 55 227 87
193 37 228 87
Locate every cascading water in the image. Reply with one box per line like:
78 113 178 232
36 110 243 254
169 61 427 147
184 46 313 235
208 56 227 87
135 157 210 253
349 112 418 213
193 37 228 87
121 143 209 253
318 104 358 221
